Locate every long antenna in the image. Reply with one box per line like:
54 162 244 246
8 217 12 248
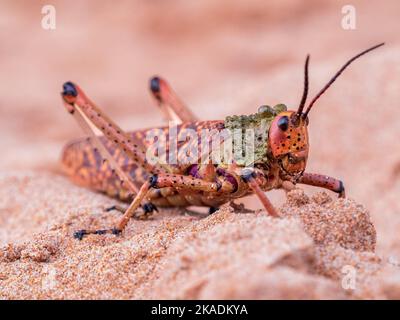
303 42 385 118
296 54 310 116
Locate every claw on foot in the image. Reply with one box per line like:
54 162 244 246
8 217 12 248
111 228 122 235
338 181 346 198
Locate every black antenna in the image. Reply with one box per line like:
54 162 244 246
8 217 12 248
303 42 385 118
297 54 310 117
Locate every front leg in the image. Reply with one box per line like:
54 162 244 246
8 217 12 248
297 172 345 198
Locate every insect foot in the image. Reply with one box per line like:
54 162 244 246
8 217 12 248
228 201 255 214
73 229 87 240
73 228 122 240
208 206 219 214
134 202 158 220
142 202 158 214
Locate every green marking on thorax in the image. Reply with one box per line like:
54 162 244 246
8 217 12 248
224 104 287 167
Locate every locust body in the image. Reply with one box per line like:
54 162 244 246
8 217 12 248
60 43 384 239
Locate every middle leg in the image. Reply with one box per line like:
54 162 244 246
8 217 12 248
74 173 236 239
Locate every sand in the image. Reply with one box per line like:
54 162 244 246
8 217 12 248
0 172 397 299
0 1 399 299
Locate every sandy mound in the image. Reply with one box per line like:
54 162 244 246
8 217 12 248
0 171 398 299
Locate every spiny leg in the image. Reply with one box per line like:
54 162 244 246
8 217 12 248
74 181 152 240
149 76 198 124
298 172 345 198
74 173 236 239
61 83 159 227
62 89 139 195
62 82 174 174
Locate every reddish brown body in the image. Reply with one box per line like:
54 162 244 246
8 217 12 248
60 43 383 239
62 121 248 208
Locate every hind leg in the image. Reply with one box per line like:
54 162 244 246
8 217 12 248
61 82 167 234
149 76 198 124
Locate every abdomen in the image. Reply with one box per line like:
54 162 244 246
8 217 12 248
61 121 226 206
61 132 148 201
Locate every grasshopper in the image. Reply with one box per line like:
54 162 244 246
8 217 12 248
61 43 384 240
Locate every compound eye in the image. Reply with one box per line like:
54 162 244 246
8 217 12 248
277 116 289 131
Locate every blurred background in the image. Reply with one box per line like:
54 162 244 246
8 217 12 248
0 1 399 254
